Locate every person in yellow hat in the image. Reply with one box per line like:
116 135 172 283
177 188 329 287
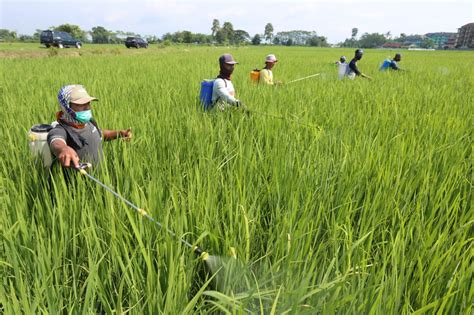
48 85 132 168
259 54 282 85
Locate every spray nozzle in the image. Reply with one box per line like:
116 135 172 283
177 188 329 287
76 163 92 175
193 246 209 261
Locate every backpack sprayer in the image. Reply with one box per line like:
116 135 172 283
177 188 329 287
75 163 209 260
27 123 57 168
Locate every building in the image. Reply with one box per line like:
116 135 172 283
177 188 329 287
403 35 424 47
382 42 402 49
456 23 474 48
425 32 457 49
444 37 457 49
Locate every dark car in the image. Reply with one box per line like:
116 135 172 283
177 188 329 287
40 30 82 49
125 37 148 48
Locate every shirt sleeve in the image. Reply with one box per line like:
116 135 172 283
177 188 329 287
213 79 238 105
259 69 273 85
390 61 399 70
349 60 361 76
47 125 67 146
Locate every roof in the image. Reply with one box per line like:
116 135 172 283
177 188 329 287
382 42 402 48
425 32 457 37
459 22 474 28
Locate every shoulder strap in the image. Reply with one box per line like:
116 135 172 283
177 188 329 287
216 77 227 88
56 122 83 149
90 119 102 138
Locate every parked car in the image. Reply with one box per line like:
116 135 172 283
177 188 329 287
125 37 148 48
40 30 82 49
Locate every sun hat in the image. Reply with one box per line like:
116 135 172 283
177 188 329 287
69 85 97 104
265 54 278 63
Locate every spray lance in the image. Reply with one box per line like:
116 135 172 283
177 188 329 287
75 163 209 261
246 109 322 131
285 73 321 84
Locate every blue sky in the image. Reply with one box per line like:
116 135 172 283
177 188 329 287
1 0 473 43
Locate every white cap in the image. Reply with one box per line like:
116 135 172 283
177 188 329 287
265 54 278 63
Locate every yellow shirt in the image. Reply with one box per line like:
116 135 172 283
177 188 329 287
259 69 274 85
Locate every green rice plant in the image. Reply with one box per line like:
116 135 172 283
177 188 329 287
0 43 472 314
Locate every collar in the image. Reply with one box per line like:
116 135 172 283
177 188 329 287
56 111 86 129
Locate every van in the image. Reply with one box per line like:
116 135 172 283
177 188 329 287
40 30 82 49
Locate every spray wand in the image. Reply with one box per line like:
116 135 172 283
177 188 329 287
285 73 321 84
75 163 209 261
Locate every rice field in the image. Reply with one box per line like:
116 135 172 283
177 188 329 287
0 43 472 314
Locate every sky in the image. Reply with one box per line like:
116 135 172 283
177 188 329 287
1 0 473 43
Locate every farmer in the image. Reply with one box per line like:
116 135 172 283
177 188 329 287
211 54 247 111
347 49 372 80
259 54 282 85
380 53 402 71
336 56 348 80
47 85 132 168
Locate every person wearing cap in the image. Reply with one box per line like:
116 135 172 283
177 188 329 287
211 54 246 111
259 54 282 85
47 85 132 168
336 56 348 80
347 49 372 80
380 53 402 71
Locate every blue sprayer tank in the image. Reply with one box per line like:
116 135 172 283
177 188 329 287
380 59 391 71
200 80 214 110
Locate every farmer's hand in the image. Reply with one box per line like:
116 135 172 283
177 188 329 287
119 128 132 142
57 146 80 168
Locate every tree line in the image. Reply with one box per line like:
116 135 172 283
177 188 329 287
339 27 436 48
1 22 435 48
0 20 330 47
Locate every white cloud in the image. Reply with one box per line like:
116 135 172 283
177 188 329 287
2 0 472 42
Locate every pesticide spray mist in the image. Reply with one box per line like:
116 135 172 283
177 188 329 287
199 247 256 295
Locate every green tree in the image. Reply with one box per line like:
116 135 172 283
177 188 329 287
351 27 358 39
234 30 251 45
144 35 160 44
211 19 220 38
273 30 316 46
52 24 88 42
397 33 407 43
0 29 17 41
264 23 274 44
308 35 329 47
358 32 387 48
340 27 359 47
252 34 261 45
421 38 435 48
181 31 193 43
33 29 43 40
91 26 110 44
221 22 234 43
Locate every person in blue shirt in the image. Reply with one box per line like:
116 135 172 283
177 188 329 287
380 53 402 71
348 49 372 80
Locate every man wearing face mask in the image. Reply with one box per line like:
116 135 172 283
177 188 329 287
347 49 372 80
47 85 132 169
211 54 247 111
